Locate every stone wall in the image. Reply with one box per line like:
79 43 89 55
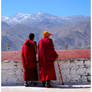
54 59 91 85
2 59 91 86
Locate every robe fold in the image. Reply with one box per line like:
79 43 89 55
21 39 37 81
38 37 58 81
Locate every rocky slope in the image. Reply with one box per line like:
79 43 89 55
1 12 91 51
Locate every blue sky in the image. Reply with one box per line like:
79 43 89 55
2 0 91 17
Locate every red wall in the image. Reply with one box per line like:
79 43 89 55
2 49 91 61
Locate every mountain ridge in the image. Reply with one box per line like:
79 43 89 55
1 12 91 51
2 12 90 25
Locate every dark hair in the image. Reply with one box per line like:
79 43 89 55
29 33 35 40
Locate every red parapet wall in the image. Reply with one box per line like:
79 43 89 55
57 49 91 60
1 49 91 61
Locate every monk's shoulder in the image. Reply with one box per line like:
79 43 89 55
39 39 43 43
48 38 53 42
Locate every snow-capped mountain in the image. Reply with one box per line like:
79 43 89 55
1 12 91 51
2 12 90 26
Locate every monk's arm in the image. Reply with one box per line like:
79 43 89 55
50 39 58 58
34 41 38 54
21 46 26 68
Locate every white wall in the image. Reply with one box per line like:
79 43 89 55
2 59 91 86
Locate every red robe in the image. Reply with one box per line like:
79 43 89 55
21 39 37 81
38 37 58 81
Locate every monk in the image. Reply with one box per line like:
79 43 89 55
38 31 58 87
21 33 37 87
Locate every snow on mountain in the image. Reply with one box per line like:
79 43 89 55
2 16 10 22
1 12 90 51
2 12 90 26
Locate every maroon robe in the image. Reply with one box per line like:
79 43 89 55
38 37 58 81
21 39 37 81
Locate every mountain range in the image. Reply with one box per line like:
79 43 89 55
1 12 91 51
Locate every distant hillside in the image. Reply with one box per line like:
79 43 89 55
49 20 91 49
1 12 91 51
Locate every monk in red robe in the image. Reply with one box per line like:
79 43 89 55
38 31 58 87
21 33 37 87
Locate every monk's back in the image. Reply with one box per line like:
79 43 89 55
40 37 52 52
